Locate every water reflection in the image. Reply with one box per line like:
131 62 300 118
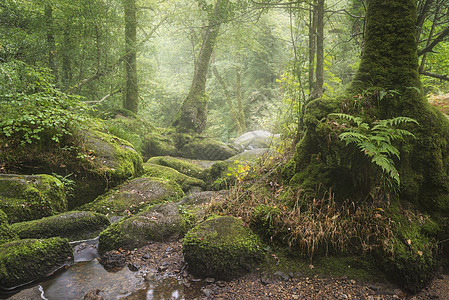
40 260 147 299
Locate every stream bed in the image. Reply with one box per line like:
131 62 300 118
1 238 186 300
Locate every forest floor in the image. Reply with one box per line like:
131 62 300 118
124 240 449 300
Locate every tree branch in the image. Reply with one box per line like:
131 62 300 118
65 16 168 93
420 70 449 82
418 26 449 56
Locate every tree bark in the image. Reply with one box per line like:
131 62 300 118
173 0 229 134
45 4 57 80
123 0 139 114
312 0 324 99
308 0 317 93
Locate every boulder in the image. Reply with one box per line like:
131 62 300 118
143 163 205 193
146 156 204 179
0 174 67 223
98 203 188 254
179 138 238 161
10 211 110 241
80 177 184 216
182 216 263 280
233 130 279 151
178 190 229 206
0 237 73 289
69 130 144 208
0 209 18 244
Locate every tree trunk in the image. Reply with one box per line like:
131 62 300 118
308 0 317 93
311 0 324 99
45 4 57 80
173 0 228 134
288 0 449 215
123 0 139 114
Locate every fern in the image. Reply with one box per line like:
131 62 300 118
329 113 418 192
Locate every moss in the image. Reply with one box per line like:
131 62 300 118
143 130 180 158
182 216 263 280
83 130 144 185
379 202 438 293
62 129 145 209
179 138 238 161
147 156 204 179
104 117 155 156
0 174 67 223
0 209 18 244
0 237 73 289
98 203 188 254
10 211 110 241
143 163 205 192
80 176 184 216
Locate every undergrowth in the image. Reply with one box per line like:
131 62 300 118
206 151 432 263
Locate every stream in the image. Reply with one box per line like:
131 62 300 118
1 238 186 300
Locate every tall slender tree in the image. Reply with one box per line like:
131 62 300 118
172 0 230 134
123 0 139 114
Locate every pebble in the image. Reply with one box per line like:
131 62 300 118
127 263 140 271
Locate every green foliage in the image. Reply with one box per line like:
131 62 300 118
0 60 87 146
329 113 418 192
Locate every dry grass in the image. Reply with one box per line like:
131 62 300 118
205 155 396 261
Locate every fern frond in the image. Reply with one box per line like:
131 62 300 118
329 113 364 126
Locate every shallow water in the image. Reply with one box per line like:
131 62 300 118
2 239 186 300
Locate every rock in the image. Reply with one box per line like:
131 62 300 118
73 242 99 262
178 190 228 206
98 203 188 254
0 209 18 244
6 286 44 300
10 211 110 241
182 216 263 280
147 156 204 179
80 177 184 216
0 237 73 289
69 130 144 208
233 130 279 150
0 174 67 223
128 263 140 271
227 148 275 164
179 138 238 161
83 289 104 300
143 163 205 193
98 250 126 272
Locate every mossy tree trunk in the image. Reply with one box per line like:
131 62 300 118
287 0 449 214
173 0 229 134
123 0 139 114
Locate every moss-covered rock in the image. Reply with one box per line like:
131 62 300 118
0 209 18 244
182 216 263 280
104 116 155 157
80 177 184 216
179 138 238 161
379 203 438 293
0 174 67 223
0 237 73 289
144 131 179 158
10 211 110 241
98 203 188 254
147 156 204 179
143 163 205 193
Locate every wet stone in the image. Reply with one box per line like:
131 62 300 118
98 250 126 272
128 263 140 272
83 289 104 300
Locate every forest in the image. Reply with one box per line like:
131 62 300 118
1 0 449 298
